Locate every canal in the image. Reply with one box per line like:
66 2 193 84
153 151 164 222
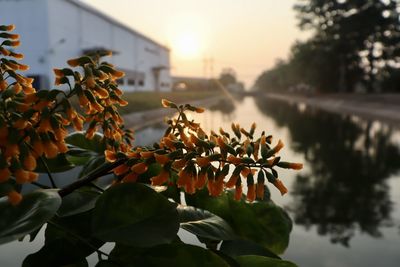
135 96 400 267
1 96 399 266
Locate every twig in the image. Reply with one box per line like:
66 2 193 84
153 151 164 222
38 156 57 188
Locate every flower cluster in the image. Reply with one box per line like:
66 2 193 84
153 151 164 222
0 25 132 205
107 100 303 202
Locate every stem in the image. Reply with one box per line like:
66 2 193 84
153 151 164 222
89 182 105 192
31 181 51 189
38 156 57 188
58 158 124 197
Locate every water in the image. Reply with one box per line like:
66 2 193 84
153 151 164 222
1 96 399 266
134 96 400 267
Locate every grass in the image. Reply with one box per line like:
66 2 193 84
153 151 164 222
118 90 219 114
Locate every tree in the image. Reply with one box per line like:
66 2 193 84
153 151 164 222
294 0 400 92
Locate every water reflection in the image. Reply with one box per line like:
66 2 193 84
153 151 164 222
255 97 400 246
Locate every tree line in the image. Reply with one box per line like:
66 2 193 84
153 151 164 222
255 0 400 93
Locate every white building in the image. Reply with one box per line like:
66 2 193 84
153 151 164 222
0 0 171 92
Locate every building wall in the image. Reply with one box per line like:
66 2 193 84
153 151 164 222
0 0 171 92
0 0 51 89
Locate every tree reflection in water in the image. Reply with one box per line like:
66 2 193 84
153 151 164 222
255 97 400 246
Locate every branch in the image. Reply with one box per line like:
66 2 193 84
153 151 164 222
58 158 125 197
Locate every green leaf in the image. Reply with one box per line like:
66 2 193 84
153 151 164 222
221 239 280 259
235 255 298 267
185 189 292 255
23 211 103 267
35 153 75 173
110 243 230 267
66 147 95 166
177 205 235 241
65 132 106 154
92 183 179 247
0 189 61 244
78 156 106 178
57 187 101 217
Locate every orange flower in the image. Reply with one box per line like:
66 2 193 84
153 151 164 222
195 157 210 167
72 116 84 131
154 153 170 165
0 80 8 91
227 155 242 165
7 190 22 206
27 172 39 182
177 169 191 188
94 87 109 98
23 154 37 171
273 139 284 154
122 172 138 183
43 141 59 158
256 184 265 200
111 70 125 79
288 163 303 170
195 107 205 113
56 141 68 153
85 76 96 88
32 140 44 157
67 58 80 67
118 98 128 106
140 151 154 159
0 47 10 56
15 169 29 184
246 184 256 202
234 184 243 201
273 179 288 195
195 172 207 189
53 68 64 77
225 174 239 188
161 99 172 108
172 158 186 169
0 126 8 139
113 164 129 176
0 168 11 182
18 64 29 71
4 144 19 158
11 52 24 59
151 170 170 186
240 167 251 178
37 118 52 133
54 128 67 141
185 176 196 194
131 162 148 174
105 150 117 162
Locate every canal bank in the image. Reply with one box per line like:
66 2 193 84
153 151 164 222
265 93 400 127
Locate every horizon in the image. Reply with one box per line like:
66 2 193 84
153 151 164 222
81 0 309 87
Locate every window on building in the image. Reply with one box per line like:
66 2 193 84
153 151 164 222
138 80 144 86
127 79 135 86
117 79 124 85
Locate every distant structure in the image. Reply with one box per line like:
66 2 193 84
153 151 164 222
172 76 216 91
0 0 172 92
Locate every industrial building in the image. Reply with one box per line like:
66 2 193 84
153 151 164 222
0 0 172 92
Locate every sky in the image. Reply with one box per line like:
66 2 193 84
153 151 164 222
81 0 309 87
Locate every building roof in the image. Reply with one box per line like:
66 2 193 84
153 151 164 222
66 0 170 51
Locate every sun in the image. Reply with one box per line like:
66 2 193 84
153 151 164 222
173 32 202 59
